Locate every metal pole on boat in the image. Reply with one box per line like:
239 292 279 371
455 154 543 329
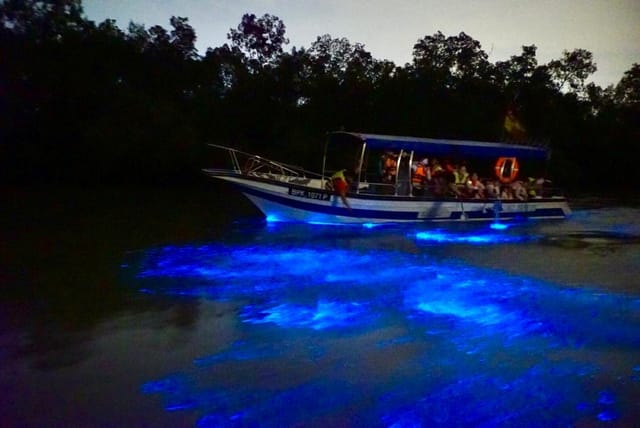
460 201 467 221
395 150 403 196
321 135 329 189
356 142 367 194
229 148 240 173
408 150 415 196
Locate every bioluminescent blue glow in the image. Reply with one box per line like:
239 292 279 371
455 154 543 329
305 220 388 228
415 300 510 326
414 228 530 244
127 222 640 426
265 214 281 222
490 222 509 230
241 300 371 330
268 215 380 228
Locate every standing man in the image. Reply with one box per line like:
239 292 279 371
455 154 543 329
331 169 352 210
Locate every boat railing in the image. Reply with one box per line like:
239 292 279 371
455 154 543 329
355 176 566 200
206 143 324 184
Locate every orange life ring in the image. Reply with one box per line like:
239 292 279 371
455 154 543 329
495 157 519 184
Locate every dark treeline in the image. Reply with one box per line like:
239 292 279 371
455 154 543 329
1 1 638 191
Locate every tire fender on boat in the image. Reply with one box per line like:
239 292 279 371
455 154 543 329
495 157 519 184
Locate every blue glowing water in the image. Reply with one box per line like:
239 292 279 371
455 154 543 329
125 211 640 426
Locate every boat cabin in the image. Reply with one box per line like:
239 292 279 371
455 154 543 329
322 132 553 199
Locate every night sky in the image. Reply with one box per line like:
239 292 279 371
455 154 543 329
84 0 640 87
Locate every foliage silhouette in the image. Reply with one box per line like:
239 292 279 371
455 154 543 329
1 2 638 193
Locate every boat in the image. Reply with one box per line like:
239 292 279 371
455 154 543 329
203 131 571 224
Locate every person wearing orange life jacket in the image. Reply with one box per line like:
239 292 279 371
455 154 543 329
381 152 398 183
331 169 352 210
411 159 429 195
412 159 430 183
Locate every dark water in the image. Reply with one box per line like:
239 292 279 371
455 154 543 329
1 186 639 427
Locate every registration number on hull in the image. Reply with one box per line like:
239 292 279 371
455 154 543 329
288 188 331 201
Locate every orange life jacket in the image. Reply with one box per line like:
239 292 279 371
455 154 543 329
384 156 397 175
412 164 428 184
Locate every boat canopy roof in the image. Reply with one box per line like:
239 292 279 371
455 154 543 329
328 132 549 160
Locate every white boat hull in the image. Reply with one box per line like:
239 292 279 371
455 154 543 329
212 173 571 224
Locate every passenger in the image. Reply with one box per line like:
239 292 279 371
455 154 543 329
444 159 456 174
331 169 352 210
500 184 514 200
485 180 500 199
431 158 444 177
454 165 470 196
512 180 528 201
526 177 545 198
437 161 457 197
454 165 469 185
430 159 446 196
381 152 398 183
466 172 485 198
411 158 429 195
412 157 430 175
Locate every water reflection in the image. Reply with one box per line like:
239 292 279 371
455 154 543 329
130 222 640 426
